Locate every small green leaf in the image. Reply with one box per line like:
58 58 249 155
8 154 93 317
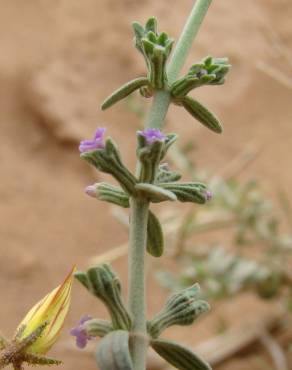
136 183 177 202
74 271 90 290
78 265 132 331
92 183 130 208
161 133 178 159
171 77 200 98
145 17 157 33
182 96 222 134
156 165 182 183
151 338 211 370
96 331 133 370
147 211 164 257
159 182 208 204
148 284 210 338
132 22 144 39
137 139 164 183
101 77 150 110
147 31 157 44
85 319 113 338
142 38 154 54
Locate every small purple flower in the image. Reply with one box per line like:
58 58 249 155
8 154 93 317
138 128 165 145
79 128 106 153
205 190 213 201
85 184 97 198
70 315 93 349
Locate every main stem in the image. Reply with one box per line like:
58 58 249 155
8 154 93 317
128 1 212 370
128 199 149 370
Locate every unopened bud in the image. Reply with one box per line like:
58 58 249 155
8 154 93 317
85 185 97 198
85 183 130 208
74 265 132 331
147 284 210 338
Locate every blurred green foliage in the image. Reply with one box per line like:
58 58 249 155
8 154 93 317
157 143 292 309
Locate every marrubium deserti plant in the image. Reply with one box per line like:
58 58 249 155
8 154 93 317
72 1 231 370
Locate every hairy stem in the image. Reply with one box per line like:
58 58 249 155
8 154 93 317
128 1 213 369
145 90 171 129
167 0 212 85
128 199 149 370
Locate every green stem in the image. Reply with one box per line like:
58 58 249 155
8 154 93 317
145 90 171 129
167 0 212 85
128 199 149 370
128 1 212 369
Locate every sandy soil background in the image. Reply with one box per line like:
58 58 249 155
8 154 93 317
1 0 292 369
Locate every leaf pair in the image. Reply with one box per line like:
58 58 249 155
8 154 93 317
96 331 211 370
86 183 164 258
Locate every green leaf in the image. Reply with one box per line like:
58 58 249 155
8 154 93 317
160 133 178 159
156 165 182 183
159 182 208 204
151 338 211 370
136 183 177 202
148 284 210 338
182 96 222 134
74 271 90 290
145 17 157 33
147 211 164 257
132 22 144 39
93 183 130 208
137 139 164 183
85 319 113 338
77 265 132 331
102 77 150 110
96 331 133 370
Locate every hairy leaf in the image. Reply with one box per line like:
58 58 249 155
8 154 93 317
96 331 133 370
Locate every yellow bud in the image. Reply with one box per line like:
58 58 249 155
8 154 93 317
16 266 75 354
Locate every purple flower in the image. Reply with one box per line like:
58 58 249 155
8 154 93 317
138 128 165 145
70 315 93 349
205 190 213 201
79 128 106 153
85 184 97 198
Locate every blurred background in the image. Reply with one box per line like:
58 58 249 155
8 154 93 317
1 0 292 369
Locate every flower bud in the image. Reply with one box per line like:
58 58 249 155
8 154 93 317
74 264 132 331
147 284 210 338
13 267 75 355
170 56 231 98
85 183 130 208
133 17 173 89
